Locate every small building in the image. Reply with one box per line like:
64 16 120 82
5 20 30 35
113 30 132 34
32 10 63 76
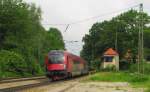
101 48 119 70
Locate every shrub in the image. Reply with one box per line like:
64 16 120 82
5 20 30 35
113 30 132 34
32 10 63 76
0 50 28 78
119 60 131 70
128 74 148 83
103 65 116 71
129 62 150 75
143 62 150 74
91 59 101 71
20 55 44 76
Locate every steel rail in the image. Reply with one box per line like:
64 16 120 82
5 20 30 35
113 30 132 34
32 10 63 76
0 75 89 92
0 76 46 84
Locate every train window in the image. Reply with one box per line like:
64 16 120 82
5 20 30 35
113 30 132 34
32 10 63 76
74 61 80 64
48 54 64 64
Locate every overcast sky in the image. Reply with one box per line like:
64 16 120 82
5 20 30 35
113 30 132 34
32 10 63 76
25 0 150 56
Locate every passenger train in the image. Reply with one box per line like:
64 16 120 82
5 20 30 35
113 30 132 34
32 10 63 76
45 50 88 80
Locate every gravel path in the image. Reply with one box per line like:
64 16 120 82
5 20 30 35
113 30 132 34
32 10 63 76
65 82 144 92
20 77 144 92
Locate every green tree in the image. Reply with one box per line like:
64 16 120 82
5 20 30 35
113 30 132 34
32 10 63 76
0 50 27 78
0 0 65 77
40 28 65 66
81 10 150 69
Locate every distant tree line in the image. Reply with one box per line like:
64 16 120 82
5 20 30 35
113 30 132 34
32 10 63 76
0 0 65 78
81 10 150 70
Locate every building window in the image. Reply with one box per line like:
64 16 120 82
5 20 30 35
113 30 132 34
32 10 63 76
105 57 113 62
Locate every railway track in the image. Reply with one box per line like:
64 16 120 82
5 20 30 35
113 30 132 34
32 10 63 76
0 75 89 92
0 76 48 92
0 76 46 84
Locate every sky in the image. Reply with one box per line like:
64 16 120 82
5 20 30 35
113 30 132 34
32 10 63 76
25 0 150 56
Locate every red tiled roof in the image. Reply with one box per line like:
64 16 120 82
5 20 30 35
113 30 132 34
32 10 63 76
104 48 118 55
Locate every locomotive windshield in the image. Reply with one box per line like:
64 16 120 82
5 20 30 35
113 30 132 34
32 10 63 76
48 53 64 64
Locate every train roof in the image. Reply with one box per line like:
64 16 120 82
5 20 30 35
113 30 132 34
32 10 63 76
49 50 86 62
49 50 64 53
64 51 86 62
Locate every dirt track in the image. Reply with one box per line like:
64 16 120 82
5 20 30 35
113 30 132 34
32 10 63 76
20 78 144 92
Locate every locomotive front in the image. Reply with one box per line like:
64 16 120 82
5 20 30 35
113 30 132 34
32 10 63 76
45 50 67 80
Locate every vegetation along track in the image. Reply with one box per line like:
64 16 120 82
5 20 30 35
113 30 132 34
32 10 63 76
0 75 89 92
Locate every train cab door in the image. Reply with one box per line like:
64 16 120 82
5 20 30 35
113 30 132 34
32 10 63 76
66 56 70 72
66 56 69 71
66 56 73 78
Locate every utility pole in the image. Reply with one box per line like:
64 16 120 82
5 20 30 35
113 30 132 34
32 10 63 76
140 3 144 74
115 31 118 51
138 18 141 74
38 33 41 65
91 31 96 70
138 3 144 74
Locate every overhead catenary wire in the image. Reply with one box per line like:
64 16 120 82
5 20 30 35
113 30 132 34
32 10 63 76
1 3 141 29
64 24 70 32
65 42 83 55
42 4 140 26
69 4 140 25
41 23 68 26
42 4 140 32
42 3 143 58
64 40 80 43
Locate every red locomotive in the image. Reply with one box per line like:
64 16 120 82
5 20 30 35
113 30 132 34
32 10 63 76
45 50 88 80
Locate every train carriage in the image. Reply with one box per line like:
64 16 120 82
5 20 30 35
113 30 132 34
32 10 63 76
45 50 88 80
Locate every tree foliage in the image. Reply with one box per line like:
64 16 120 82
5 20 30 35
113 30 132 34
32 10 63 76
42 28 65 53
81 10 150 68
0 50 27 78
0 0 65 77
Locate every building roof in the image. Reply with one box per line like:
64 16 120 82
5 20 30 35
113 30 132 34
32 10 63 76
104 48 118 56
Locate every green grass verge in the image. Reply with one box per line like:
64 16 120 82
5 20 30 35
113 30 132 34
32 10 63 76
84 72 150 91
0 71 45 79
145 88 150 92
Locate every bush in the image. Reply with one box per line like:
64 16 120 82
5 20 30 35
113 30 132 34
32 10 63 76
29 59 44 75
129 62 150 75
103 65 116 71
0 50 28 78
129 63 138 73
128 74 148 83
143 62 150 74
91 59 101 71
119 60 131 70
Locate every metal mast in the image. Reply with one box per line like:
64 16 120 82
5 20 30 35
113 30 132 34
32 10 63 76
140 4 144 74
115 31 118 51
138 3 144 74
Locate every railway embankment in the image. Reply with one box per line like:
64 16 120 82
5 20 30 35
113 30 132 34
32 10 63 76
83 72 149 92
1 74 146 92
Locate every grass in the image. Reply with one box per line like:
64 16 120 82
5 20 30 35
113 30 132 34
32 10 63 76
84 72 150 91
145 88 150 92
0 71 44 79
0 72 22 78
